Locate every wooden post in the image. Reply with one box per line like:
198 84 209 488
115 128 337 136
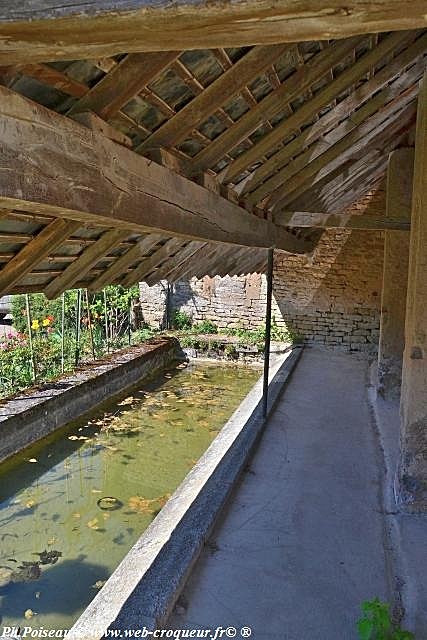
262 248 274 418
74 289 82 367
85 288 96 360
61 292 65 373
103 289 109 353
398 73 427 512
25 293 36 383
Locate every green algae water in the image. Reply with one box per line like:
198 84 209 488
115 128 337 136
0 361 259 632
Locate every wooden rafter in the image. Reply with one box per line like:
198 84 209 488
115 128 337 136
89 234 165 291
44 228 130 299
69 51 180 121
270 93 418 212
241 32 427 201
188 37 364 173
0 218 80 295
144 241 206 286
122 238 188 286
222 30 418 185
0 85 313 254
136 44 292 153
0 2 426 65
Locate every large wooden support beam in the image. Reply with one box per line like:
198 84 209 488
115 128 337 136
377 148 413 400
0 2 426 64
0 86 311 254
0 218 80 295
274 211 410 230
398 74 427 512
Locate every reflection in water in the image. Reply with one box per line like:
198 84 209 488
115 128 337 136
0 362 259 630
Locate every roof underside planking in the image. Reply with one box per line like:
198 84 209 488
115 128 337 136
0 3 425 298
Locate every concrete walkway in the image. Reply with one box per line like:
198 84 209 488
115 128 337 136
169 349 393 639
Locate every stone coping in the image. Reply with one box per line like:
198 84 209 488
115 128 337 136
68 346 303 640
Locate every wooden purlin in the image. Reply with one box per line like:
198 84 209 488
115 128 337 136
241 32 427 203
0 85 312 253
1 1 426 65
223 30 419 186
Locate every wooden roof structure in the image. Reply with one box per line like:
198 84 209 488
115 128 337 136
0 2 425 298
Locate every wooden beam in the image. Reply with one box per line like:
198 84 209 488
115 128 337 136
273 211 410 230
252 65 422 206
222 30 420 185
190 37 363 173
44 228 130 299
89 233 165 291
0 85 312 254
269 92 418 211
68 51 179 121
136 44 293 153
122 238 187 286
0 2 426 65
0 218 80 295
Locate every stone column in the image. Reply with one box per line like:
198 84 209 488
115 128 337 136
377 148 413 399
398 74 427 511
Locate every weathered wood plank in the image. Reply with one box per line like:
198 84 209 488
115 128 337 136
0 218 80 295
0 2 426 64
89 233 165 290
222 30 418 185
0 86 312 254
136 44 293 153
241 32 427 198
44 228 130 299
190 37 362 173
68 51 179 120
274 211 410 230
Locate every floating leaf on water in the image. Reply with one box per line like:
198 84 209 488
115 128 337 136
24 609 36 619
87 518 100 530
28 458 37 463
25 500 36 509
92 580 106 589
118 397 134 406
35 591 41 599
68 436 78 441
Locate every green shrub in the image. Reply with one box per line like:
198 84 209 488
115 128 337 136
172 310 193 330
194 320 218 334
357 599 414 640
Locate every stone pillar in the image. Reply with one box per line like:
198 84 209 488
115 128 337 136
377 148 413 399
398 74 427 511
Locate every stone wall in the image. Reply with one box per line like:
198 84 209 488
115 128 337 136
139 229 385 352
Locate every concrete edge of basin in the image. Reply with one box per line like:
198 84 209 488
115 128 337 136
68 346 303 640
0 337 184 463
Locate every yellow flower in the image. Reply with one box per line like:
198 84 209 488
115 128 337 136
42 318 50 327
31 320 39 330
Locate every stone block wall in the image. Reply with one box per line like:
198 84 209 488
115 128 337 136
139 229 384 353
